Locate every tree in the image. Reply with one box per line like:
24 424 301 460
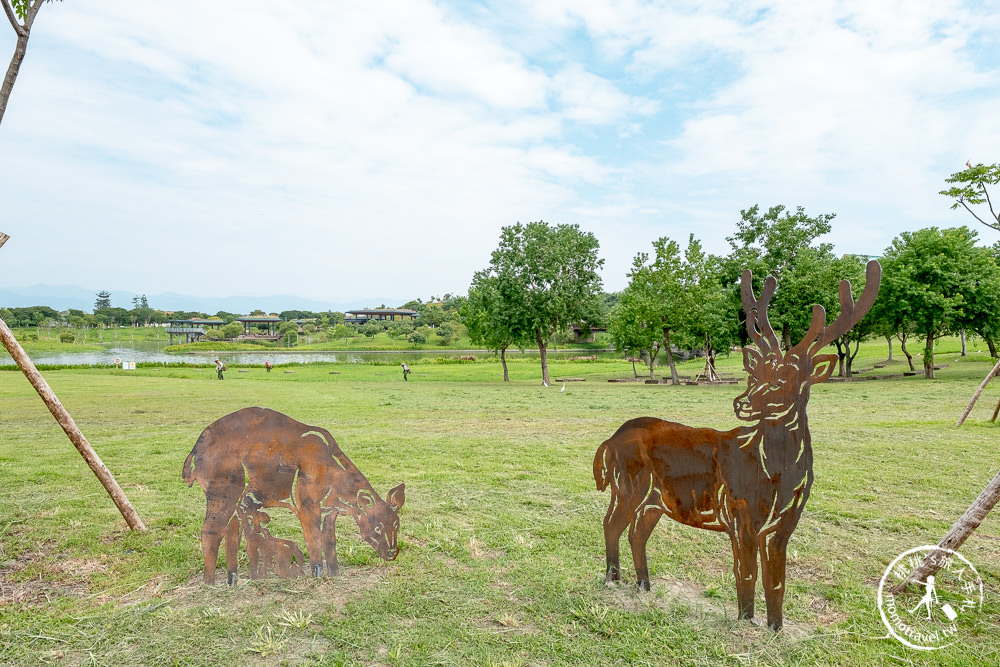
220 322 243 340
941 162 1000 232
479 221 604 386
462 272 526 381
725 204 836 349
879 226 1000 378
435 321 456 345
94 290 112 311
607 284 663 380
1 0 55 126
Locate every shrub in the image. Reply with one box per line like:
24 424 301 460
59 331 75 343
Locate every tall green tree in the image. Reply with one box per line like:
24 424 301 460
462 272 524 381
941 162 1000 232
94 290 112 311
479 221 604 386
879 226 1000 378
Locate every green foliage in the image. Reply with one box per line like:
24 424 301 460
58 331 74 343
941 162 1000 231
435 321 456 345
725 204 838 348
277 321 298 336
331 324 353 340
474 221 603 383
220 322 244 340
407 327 429 345
93 290 112 311
878 226 1000 377
360 321 382 338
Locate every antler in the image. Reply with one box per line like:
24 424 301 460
791 260 882 356
740 270 780 355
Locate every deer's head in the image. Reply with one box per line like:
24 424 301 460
354 483 405 561
733 261 881 423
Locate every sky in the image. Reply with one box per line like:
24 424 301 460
1 0 999 308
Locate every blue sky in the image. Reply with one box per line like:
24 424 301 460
1 0 999 306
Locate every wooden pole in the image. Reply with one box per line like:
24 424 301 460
891 470 1000 594
956 357 1000 426
0 234 146 531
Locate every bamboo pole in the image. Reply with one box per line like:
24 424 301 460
0 233 146 531
956 357 1000 426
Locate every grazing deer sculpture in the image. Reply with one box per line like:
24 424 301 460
594 260 880 630
184 407 405 585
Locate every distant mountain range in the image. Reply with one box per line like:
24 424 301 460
0 284 405 315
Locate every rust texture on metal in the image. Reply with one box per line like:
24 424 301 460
183 407 405 585
594 260 881 630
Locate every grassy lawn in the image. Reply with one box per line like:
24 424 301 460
0 340 997 665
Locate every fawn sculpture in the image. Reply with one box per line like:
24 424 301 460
594 260 880 630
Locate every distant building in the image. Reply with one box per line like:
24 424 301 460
166 319 224 344
344 309 420 325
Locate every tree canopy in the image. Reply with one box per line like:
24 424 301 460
941 162 1000 232
476 221 604 385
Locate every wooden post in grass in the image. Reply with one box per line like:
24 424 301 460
0 233 146 531
955 357 1000 426
891 471 1000 594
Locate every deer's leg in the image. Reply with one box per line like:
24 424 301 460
628 506 663 591
199 486 244 585
760 507 803 631
728 511 759 620
321 512 339 577
297 508 325 577
603 494 630 583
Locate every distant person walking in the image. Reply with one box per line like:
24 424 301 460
265 360 272 373
216 358 225 380
401 362 411 381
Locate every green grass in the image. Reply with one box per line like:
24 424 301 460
0 340 998 665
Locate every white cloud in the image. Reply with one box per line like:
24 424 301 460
1 0 998 301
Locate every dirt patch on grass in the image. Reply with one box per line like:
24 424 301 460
0 547 101 606
605 575 819 638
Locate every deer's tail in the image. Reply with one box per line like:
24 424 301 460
593 439 613 492
182 449 197 487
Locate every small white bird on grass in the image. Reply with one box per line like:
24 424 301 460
561 383 566 392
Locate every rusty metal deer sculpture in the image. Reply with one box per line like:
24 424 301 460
594 260 880 630
184 407 405 585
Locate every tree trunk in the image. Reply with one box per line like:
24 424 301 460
0 315 146 531
536 330 549 386
899 335 915 371
500 345 509 381
986 334 998 359
662 329 679 385
833 339 846 377
648 347 660 380
845 338 860 378
891 469 1000 594
961 329 967 356
924 332 935 379
885 334 893 361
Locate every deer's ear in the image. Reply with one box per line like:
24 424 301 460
811 354 838 383
387 483 405 512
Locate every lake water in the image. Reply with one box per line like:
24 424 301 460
0 340 616 367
